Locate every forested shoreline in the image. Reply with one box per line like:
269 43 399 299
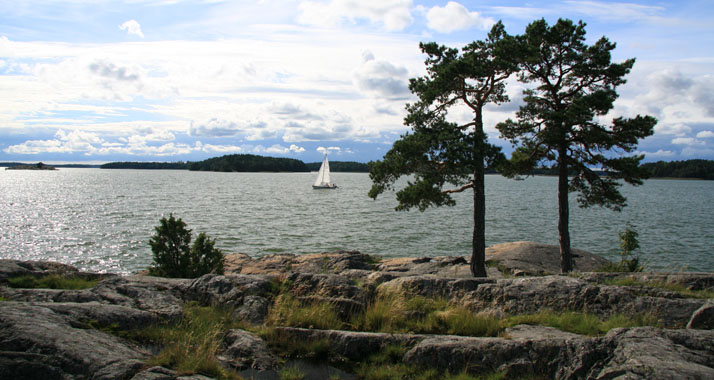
640 160 714 180
5 158 713 179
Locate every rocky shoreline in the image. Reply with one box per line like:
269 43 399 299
1 242 713 379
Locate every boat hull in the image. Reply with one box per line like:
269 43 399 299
312 184 338 189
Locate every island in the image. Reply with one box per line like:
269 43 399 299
4 162 57 170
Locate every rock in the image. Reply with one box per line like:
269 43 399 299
285 273 369 317
130 366 178 380
505 324 582 340
183 273 274 308
687 302 714 330
402 327 714 380
273 327 422 362
225 250 379 277
39 302 160 330
0 259 81 282
486 241 611 276
233 295 271 325
0 302 148 380
90 275 188 320
592 327 714 380
217 329 277 370
377 276 495 300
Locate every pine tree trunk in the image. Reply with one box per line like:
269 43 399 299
558 144 573 273
470 112 487 278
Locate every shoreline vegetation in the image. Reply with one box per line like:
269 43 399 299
1 157 713 179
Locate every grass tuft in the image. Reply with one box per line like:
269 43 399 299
128 303 243 380
280 364 305 380
267 294 345 330
603 277 714 299
503 310 660 336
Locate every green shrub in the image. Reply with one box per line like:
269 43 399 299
7 274 98 290
600 222 643 272
148 214 224 278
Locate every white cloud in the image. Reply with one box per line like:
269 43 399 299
639 149 675 158
119 20 145 38
697 130 714 138
200 143 243 153
671 137 705 146
4 129 105 155
317 146 342 154
353 54 410 99
655 123 692 136
297 0 414 31
290 144 306 153
426 2 495 33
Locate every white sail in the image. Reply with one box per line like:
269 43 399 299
313 155 336 188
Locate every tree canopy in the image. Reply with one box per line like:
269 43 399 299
188 154 309 172
497 19 656 273
369 22 516 277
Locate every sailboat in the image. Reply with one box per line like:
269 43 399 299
312 155 337 189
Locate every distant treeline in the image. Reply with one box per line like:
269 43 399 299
641 159 714 180
0 162 99 168
100 161 189 170
187 154 309 172
305 161 369 172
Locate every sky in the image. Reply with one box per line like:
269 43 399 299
1 0 713 164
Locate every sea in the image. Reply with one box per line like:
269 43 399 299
2 168 713 275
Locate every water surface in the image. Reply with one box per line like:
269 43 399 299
2 169 712 274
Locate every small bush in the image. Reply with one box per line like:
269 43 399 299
600 222 643 272
148 214 224 278
7 274 98 290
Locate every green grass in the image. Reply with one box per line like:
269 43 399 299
603 277 714 299
7 274 98 290
280 364 305 380
267 294 345 330
352 293 502 336
503 310 660 336
267 290 657 338
128 303 243 380
261 328 335 363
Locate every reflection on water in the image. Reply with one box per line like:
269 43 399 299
2 168 713 274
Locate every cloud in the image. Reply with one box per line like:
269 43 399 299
697 130 714 138
297 0 414 31
271 103 324 121
200 143 243 154
563 1 666 23
4 129 104 155
190 118 240 137
426 2 495 33
639 149 676 158
671 137 705 146
317 146 342 154
89 61 140 82
261 144 307 154
353 53 410 99
119 20 144 38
